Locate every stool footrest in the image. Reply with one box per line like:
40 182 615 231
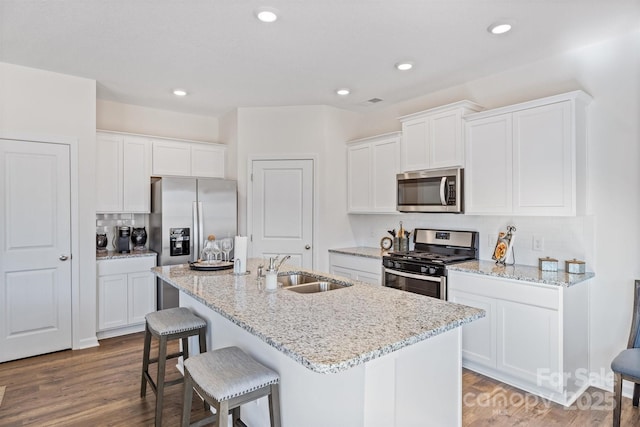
148 351 183 364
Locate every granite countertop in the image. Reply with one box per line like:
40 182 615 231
96 249 157 260
447 260 595 287
328 246 388 259
153 259 484 374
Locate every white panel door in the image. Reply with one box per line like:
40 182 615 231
401 118 429 171
96 132 123 212
371 138 400 212
123 136 151 212
128 271 155 325
347 143 371 212
251 159 313 268
430 109 462 168
465 114 513 214
513 101 573 215
0 139 72 362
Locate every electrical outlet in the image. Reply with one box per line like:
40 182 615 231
532 235 544 252
488 234 497 248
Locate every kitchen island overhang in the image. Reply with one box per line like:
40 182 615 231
153 260 484 426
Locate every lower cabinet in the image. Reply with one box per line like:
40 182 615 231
97 256 156 339
329 252 382 285
448 270 589 406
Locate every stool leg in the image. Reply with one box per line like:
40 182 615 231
182 336 190 360
613 373 622 427
198 327 207 354
155 335 168 427
232 406 240 423
181 370 194 427
140 324 152 398
197 328 210 412
218 400 230 427
269 383 282 427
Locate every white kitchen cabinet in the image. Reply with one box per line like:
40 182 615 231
465 91 591 216
152 139 226 178
329 252 382 285
96 131 151 213
347 132 401 214
399 101 483 171
97 256 156 339
448 269 589 405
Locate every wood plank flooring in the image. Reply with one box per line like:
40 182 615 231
0 332 639 426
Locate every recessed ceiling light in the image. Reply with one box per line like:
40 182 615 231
173 89 187 96
488 22 512 35
395 62 414 71
336 88 350 96
256 7 279 23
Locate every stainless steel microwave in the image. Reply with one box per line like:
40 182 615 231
396 167 463 213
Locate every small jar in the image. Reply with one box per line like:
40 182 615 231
538 257 558 272
565 259 586 274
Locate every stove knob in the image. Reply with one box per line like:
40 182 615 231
394 262 401 269
420 266 428 274
428 267 437 275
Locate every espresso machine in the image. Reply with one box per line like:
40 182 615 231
115 226 131 253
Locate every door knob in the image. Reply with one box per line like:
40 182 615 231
305 245 311 250
59 255 69 261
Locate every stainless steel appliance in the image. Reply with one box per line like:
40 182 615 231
396 167 463 213
382 228 478 299
150 177 237 309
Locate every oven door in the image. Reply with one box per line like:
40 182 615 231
383 268 446 300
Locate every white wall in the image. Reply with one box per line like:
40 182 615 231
0 61 98 349
97 99 218 142
348 31 640 386
234 105 361 271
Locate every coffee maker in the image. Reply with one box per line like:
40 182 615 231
116 226 131 253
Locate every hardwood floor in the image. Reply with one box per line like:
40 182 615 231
0 332 639 426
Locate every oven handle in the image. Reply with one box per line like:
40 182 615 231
439 177 447 206
384 268 442 282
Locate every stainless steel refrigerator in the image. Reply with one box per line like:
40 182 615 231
150 177 237 309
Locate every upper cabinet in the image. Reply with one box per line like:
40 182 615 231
465 91 591 216
96 131 151 213
399 101 483 171
347 132 401 214
152 139 225 178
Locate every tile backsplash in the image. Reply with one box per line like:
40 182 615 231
96 213 149 251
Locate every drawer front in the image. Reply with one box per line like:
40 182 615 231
97 256 156 276
448 270 559 310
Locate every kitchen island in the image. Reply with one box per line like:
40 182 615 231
153 259 484 427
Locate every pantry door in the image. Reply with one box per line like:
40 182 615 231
0 139 72 362
250 159 314 268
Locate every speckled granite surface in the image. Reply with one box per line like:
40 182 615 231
96 249 157 260
328 246 387 259
153 259 484 374
447 260 594 287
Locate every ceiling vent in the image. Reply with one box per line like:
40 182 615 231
367 98 383 104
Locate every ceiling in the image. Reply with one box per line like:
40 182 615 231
1 0 639 117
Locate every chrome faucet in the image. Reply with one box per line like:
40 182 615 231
268 255 291 273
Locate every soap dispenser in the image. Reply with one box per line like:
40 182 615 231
265 257 278 291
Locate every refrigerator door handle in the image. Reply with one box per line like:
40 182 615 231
197 201 204 260
192 201 199 261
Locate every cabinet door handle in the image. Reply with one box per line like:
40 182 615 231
59 255 69 261
305 245 311 250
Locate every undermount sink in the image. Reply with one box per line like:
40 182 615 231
277 273 319 287
278 272 350 293
286 281 349 294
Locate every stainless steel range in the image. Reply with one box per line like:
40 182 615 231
382 228 479 300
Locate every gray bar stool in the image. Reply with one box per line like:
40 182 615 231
141 307 207 427
181 346 281 427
